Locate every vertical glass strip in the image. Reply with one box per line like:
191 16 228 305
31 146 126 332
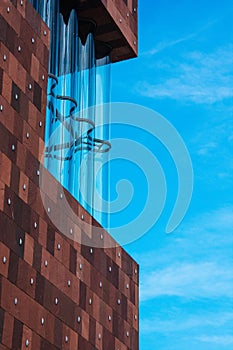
74 33 96 214
94 56 111 227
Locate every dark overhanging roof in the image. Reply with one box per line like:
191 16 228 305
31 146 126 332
60 0 138 63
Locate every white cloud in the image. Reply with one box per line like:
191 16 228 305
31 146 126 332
144 34 196 56
198 335 233 346
190 114 233 183
140 262 233 301
136 207 233 264
181 206 233 233
138 207 233 301
144 20 219 57
141 312 233 334
136 45 233 104
197 142 217 155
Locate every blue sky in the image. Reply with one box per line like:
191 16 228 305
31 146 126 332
110 0 233 349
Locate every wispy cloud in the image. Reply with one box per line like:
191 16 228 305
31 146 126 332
197 142 217 155
139 208 233 344
191 116 233 184
198 335 233 346
144 34 196 56
136 207 233 264
136 45 233 104
141 312 233 334
144 20 219 56
137 207 233 301
180 206 233 234
140 261 233 301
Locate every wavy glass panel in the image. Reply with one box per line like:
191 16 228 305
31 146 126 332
29 0 111 227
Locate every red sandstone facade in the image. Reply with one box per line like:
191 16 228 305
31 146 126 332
0 0 139 349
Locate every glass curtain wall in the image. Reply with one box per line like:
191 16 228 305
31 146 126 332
29 0 111 227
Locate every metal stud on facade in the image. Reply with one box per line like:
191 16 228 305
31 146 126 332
37 170 40 176
60 193 63 199
0 105 3 112
44 30 47 36
15 94 19 100
31 37 35 44
30 278 34 285
77 316 81 323
117 299 121 305
11 144 15 151
34 222 37 229
99 281 102 288
28 83 32 90
108 315 112 321
7 198 11 206
19 238 23 246
54 297 59 305
7 7 10 13
2 256 7 264
109 266 112 272
42 74 45 81
3 54 7 61
126 283 129 289
39 121 42 127
90 248 93 254
17 46 21 52
14 298 18 305
89 298 92 305
57 243 61 250
69 228 73 235
25 339 29 347
65 336 69 343
47 207 51 213
81 214 84 220
26 132 30 139
67 280 71 287
98 333 101 340
20 1 24 6
44 260 48 267
100 234 104 240
41 317 45 325
79 263 83 270
23 184 26 191
126 331 129 337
